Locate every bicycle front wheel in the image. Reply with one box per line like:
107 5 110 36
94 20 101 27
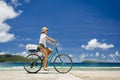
23 54 42 73
54 54 73 73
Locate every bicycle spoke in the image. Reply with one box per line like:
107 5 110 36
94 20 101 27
23 54 42 73
54 54 72 73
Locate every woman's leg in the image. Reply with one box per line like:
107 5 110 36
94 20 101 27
40 48 48 69
46 48 53 56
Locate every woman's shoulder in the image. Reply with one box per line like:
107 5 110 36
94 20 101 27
41 33 47 36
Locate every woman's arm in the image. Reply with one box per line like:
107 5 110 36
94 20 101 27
46 36 57 42
46 36 57 46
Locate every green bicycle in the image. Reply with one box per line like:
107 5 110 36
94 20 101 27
23 43 73 74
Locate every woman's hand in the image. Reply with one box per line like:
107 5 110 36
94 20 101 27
54 40 58 46
54 40 58 43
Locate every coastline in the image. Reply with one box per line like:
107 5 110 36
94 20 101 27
0 66 120 71
0 62 120 80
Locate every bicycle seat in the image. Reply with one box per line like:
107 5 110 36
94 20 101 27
26 44 39 53
28 49 38 53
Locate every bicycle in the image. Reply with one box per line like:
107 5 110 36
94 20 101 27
23 43 73 74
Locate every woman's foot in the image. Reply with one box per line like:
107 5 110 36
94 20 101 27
43 68 49 71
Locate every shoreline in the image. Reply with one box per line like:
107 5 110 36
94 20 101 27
0 66 120 71
0 64 120 80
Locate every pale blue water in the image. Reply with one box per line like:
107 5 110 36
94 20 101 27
0 62 120 70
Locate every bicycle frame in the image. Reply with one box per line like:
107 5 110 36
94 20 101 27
24 45 73 73
28 46 60 64
42 47 59 65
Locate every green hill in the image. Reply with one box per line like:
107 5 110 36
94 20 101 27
82 60 97 63
0 54 26 62
82 60 107 63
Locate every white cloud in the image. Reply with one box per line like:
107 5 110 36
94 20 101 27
95 52 99 57
90 53 93 57
115 51 120 56
0 0 22 43
68 54 73 58
0 32 15 42
0 1 22 21
81 39 114 50
24 0 30 3
11 0 22 8
79 53 86 61
11 0 30 8
18 43 25 48
101 54 105 58
0 51 6 55
0 51 28 57
108 53 119 62
14 51 28 57
20 38 31 41
109 54 115 58
26 38 31 41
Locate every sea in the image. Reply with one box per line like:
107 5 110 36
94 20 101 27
0 62 120 71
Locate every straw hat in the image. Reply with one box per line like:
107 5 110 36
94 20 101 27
41 27 48 32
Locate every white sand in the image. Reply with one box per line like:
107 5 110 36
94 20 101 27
70 71 120 80
0 70 83 80
0 70 120 80
57 74 83 80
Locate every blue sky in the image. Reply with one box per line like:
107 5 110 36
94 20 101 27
0 0 120 62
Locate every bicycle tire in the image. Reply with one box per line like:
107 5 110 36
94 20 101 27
23 54 43 73
53 54 73 73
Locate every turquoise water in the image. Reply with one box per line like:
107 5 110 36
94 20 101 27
0 62 120 71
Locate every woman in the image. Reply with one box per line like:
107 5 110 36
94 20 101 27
38 27 57 71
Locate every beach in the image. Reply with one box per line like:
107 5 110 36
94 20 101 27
0 69 120 80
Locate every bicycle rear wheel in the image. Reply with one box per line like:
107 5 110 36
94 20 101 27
23 54 42 73
53 54 73 73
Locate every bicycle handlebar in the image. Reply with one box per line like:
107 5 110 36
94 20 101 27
54 42 59 47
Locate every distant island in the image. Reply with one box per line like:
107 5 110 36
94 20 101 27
0 54 25 62
82 60 98 63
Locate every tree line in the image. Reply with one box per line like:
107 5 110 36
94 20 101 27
0 54 25 62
